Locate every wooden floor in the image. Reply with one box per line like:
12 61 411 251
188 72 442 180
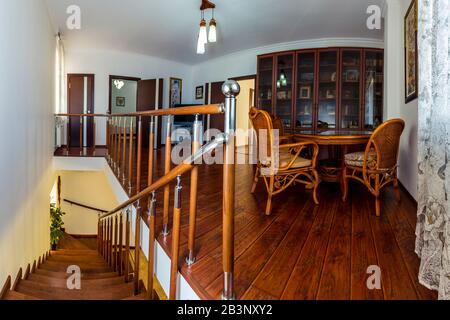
55 147 437 300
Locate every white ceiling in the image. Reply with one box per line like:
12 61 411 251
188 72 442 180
45 0 385 65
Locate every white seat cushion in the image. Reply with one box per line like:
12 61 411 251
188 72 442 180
344 150 377 167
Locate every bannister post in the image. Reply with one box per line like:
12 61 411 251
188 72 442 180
66 116 70 151
128 118 134 194
133 200 142 294
146 191 157 300
117 117 122 176
162 115 173 236
93 117 96 153
118 213 123 276
136 116 143 194
114 214 118 272
112 117 117 172
122 118 127 184
148 117 155 186
106 118 110 163
97 218 101 254
125 207 131 282
186 114 202 266
221 80 240 300
170 176 182 300
79 116 83 155
103 220 107 258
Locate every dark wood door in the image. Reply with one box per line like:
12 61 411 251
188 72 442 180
209 81 225 132
137 79 163 148
68 74 94 147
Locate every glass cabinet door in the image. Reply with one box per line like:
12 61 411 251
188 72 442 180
275 53 294 128
257 56 274 114
317 50 338 129
295 51 315 129
340 50 362 129
364 50 384 129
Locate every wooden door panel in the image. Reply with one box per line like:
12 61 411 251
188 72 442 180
137 79 157 147
209 81 225 132
68 74 94 147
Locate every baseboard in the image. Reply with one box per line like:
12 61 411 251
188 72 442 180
69 234 98 239
398 180 417 206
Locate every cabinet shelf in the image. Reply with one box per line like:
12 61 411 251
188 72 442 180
257 48 383 131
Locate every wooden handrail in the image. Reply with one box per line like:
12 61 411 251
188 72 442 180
99 134 226 219
55 103 224 118
63 199 109 213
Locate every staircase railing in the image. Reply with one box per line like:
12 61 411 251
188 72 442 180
55 80 240 300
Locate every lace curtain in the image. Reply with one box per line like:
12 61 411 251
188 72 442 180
415 0 450 300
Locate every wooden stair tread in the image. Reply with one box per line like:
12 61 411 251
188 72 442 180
4 290 41 300
27 274 127 289
16 282 135 300
39 263 113 273
51 249 100 256
35 269 119 280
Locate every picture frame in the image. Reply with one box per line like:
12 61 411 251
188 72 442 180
299 86 311 99
116 96 126 107
404 0 418 103
169 77 183 107
195 85 204 100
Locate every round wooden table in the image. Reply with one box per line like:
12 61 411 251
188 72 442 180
294 130 372 184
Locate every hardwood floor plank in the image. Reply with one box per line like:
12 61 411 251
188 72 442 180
316 189 352 300
368 191 419 300
250 199 318 298
349 187 384 300
280 186 339 300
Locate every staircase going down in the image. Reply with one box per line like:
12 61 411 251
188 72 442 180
1 235 147 300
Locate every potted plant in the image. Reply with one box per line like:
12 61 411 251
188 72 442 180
50 204 65 250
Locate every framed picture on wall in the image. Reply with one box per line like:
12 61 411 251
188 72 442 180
196 86 204 100
169 77 182 107
404 0 418 103
116 97 126 107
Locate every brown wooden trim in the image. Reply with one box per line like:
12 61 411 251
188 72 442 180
0 276 11 299
11 268 22 291
69 234 98 238
63 199 109 213
23 264 31 280
229 74 256 81
108 75 141 114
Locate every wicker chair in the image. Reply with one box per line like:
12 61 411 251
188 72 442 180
342 119 405 216
249 107 320 215
272 116 292 143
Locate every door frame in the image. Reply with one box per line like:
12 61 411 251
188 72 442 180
108 75 141 114
67 73 95 147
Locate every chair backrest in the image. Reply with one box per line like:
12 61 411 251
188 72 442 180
272 116 285 137
367 119 405 169
249 107 274 158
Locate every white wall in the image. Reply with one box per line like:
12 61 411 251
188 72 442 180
384 0 418 200
0 0 55 286
65 48 195 145
111 80 138 115
57 171 118 235
191 37 384 104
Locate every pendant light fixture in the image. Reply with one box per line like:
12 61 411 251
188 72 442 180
196 0 217 54
208 9 217 43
